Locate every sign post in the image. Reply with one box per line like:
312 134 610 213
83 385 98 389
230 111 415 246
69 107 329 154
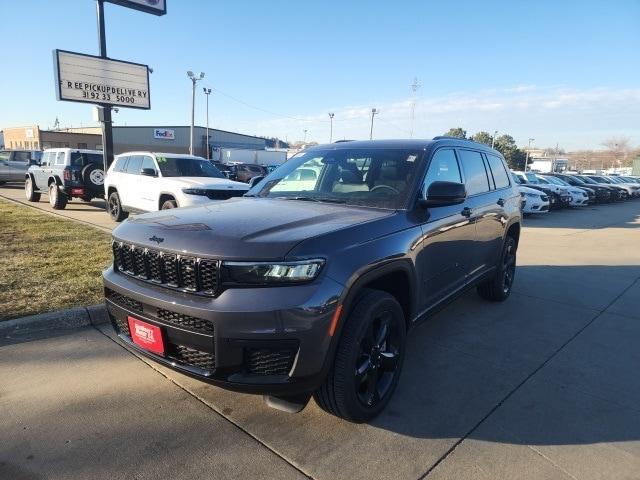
97 0 113 174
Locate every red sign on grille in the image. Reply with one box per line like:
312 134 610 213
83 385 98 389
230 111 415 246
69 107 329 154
128 317 165 355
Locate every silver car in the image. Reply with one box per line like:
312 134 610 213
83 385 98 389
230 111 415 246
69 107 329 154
0 150 42 183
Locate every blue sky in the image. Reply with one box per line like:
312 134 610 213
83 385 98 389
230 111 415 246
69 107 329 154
1 0 639 150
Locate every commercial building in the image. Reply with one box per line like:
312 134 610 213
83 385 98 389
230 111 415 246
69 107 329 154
0 125 283 163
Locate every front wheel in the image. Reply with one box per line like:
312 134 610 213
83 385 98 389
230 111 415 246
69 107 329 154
25 177 41 202
477 235 517 301
108 191 128 222
161 199 178 210
314 289 406 422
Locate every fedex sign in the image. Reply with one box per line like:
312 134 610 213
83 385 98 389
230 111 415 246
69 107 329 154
154 128 175 140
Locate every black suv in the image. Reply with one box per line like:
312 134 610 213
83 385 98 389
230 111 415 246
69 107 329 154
103 138 521 422
25 148 105 209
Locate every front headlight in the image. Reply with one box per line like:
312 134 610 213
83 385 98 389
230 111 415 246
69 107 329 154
182 188 209 196
222 259 324 285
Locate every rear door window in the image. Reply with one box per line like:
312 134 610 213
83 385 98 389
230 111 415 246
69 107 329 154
14 151 31 162
55 152 66 165
485 153 510 189
458 149 490 195
125 156 142 174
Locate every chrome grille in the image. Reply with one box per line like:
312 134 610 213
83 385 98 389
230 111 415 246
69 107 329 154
112 240 220 296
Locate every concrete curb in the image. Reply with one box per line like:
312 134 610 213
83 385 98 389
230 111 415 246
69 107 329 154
0 304 108 337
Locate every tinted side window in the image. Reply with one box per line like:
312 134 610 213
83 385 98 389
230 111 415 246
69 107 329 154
0 151 10 161
422 149 461 195
113 157 129 172
486 154 510 189
458 149 490 195
14 152 31 162
141 156 156 172
125 156 142 174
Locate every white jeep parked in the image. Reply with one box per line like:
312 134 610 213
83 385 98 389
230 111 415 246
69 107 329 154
104 152 249 222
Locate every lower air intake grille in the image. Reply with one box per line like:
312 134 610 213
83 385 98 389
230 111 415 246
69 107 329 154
109 311 131 336
105 288 143 313
168 345 215 372
156 309 214 334
245 348 296 376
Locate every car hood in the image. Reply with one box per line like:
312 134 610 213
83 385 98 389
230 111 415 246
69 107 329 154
112 198 393 260
167 177 249 190
518 186 544 196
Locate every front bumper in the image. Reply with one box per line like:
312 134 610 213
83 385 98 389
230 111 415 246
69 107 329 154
103 266 344 395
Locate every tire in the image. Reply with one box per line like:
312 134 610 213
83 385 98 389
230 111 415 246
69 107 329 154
314 289 406 423
25 177 41 202
477 235 517 302
82 164 105 190
49 183 67 210
161 199 178 210
108 191 128 222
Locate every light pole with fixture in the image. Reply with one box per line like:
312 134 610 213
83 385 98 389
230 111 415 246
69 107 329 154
203 88 212 159
328 113 334 143
370 108 378 140
187 71 205 155
525 137 535 171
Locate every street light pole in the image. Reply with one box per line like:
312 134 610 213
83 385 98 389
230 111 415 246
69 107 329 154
328 113 334 143
525 137 535 171
370 108 378 140
203 88 212 159
96 0 113 175
303 129 308 143
329 113 334 143
187 71 205 155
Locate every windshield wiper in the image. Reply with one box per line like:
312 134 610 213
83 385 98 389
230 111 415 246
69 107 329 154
277 196 347 204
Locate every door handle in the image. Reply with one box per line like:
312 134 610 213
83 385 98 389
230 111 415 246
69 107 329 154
461 206 472 218
497 198 505 207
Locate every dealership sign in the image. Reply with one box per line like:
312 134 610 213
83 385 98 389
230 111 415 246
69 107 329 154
106 0 166 16
54 49 150 110
154 128 175 140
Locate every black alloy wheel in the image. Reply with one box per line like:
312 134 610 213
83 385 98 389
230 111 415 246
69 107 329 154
355 310 402 408
314 289 406 422
108 191 128 222
477 235 517 302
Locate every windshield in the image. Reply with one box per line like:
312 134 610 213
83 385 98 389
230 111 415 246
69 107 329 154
578 176 598 184
535 176 551 184
248 148 424 209
524 172 539 183
547 176 570 186
565 175 584 185
608 177 625 184
511 173 525 184
156 156 225 178
70 152 102 166
591 176 611 183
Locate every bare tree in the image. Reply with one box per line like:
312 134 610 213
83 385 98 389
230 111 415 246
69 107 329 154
602 136 631 168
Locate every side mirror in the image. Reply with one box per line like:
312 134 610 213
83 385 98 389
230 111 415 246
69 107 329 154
420 181 466 208
140 168 157 177
249 175 265 188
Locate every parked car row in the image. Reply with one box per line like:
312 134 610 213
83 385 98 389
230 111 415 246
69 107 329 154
511 170 640 215
211 161 269 183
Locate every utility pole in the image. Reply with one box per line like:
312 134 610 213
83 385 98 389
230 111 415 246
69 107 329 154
96 0 113 173
203 87 212 159
328 113 334 143
491 130 498 149
409 77 420 138
187 71 205 155
303 129 308 143
370 108 378 140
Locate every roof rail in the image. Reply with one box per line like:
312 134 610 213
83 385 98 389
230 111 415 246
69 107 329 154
432 136 478 143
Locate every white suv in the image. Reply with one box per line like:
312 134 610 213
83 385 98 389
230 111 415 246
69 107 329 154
104 152 249 222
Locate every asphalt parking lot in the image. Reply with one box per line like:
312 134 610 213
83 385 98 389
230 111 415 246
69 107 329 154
1 192 640 479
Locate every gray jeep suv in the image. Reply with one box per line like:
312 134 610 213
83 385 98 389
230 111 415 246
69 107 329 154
103 138 521 422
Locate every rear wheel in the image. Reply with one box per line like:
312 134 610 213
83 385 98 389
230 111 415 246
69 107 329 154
25 177 41 202
314 289 406 422
161 199 178 210
108 191 128 222
49 183 67 210
477 235 517 302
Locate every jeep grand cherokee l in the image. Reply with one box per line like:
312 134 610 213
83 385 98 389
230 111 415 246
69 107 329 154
103 138 521 422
